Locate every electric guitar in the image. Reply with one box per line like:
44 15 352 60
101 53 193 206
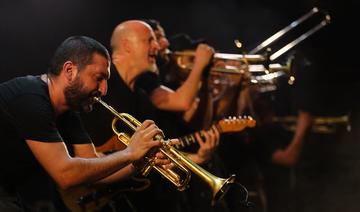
59 139 150 212
174 116 256 149
59 176 150 212
96 116 256 152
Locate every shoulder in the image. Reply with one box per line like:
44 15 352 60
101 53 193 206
135 71 161 94
0 75 48 98
0 75 50 111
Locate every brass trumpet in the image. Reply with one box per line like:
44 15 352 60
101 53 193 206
273 115 351 134
169 50 266 74
94 97 236 205
171 51 266 64
169 50 292 76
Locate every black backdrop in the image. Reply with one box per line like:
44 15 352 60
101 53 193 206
0 1 356 73
0 0 357 111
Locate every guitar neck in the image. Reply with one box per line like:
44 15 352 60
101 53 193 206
175 124 221 149
174 117 256 149
175 133 198 149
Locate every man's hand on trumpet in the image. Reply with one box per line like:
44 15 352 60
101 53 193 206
153 150 174 169
126 120 164 162
152 139 184 170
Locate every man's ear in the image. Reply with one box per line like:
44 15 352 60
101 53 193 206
63 61 78 82
123 38 132 53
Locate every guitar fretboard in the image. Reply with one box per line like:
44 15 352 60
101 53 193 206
175 124 221 149
173 117 255 149
176 134 198 149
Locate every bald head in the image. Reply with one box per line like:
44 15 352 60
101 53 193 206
110 20 153 52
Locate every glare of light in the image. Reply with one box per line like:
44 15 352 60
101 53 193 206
288 76 295 85
234 39 242 48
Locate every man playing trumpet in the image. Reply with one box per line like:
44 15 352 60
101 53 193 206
0 36 167 211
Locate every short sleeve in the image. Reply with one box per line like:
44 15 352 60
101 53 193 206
135 71 161 95
8 94 62 142
57 111 92 145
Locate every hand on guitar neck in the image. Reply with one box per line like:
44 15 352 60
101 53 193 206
183 124 220 164
178 116 255 164
174 116 256 149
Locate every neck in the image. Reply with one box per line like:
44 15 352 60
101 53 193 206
44 74 68 115
112 56 139 91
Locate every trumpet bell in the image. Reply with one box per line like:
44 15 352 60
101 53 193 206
167 146 236 205
212 174 236 205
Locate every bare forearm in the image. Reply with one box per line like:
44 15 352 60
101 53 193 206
57 149 134 189
153 66 204 112
165 43 213 111
288 111 313 152
94 164 136 185
271 111 313 167
174 65 203 110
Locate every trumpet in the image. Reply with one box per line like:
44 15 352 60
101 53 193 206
273 115 351 134
169 50 266 74
171 51 266 64
94 97 236 205
169 50 293 76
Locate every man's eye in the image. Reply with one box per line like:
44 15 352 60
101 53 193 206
95 76 103 82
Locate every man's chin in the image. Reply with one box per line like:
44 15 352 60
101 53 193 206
82 104 93 113
70 103 93 113
147 63 159 73
81 97 97 113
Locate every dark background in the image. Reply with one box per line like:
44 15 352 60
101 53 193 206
0 0 357 112
1 0 359 211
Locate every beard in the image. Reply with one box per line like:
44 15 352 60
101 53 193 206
64 77 99 113
156 53 169 68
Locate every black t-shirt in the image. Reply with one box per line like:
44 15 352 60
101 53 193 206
136 72 235 212
81 66 191 212
81 65 158 146
0 75 91 193
134 71 193 139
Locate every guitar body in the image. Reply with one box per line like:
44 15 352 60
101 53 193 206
59 177 150 212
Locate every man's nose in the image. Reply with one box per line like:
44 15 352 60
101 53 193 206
162 37 170 49
98 80 108 96
153 40 160 51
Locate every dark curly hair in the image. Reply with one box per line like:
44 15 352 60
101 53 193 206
48 36 110 76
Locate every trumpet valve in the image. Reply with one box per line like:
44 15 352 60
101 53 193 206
141 163 154 176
